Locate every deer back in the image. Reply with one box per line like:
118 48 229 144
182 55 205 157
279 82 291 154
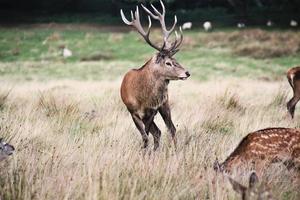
219 128 300 172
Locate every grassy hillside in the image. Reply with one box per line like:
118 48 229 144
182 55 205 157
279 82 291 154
0 26 299 81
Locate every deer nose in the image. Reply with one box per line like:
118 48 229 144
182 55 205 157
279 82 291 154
185 71 190 77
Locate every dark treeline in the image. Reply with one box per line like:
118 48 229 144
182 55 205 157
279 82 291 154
0 0 299 25
1 0 300 12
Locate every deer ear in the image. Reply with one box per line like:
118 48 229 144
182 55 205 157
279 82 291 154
249 172 259 188
228 177 247 195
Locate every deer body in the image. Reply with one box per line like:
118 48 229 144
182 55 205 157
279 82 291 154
216 128 300 173
287 66 300 118
120 1 190 150
121 59 168 114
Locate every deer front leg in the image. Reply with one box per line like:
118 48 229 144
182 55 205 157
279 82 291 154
131 113 149 148
159 102 177 148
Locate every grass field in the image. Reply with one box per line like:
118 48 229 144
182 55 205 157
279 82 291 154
0 25 300 199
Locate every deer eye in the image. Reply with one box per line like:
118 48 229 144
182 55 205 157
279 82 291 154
166 62 172 66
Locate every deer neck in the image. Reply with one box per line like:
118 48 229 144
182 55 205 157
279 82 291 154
142 57 169 89
136 58 169 109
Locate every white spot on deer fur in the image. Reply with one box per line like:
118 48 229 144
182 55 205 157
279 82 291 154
257 144 269 150
283 140 290 145
251 150 263 155
266 143 279 148
283 134 290 139
290 137 298 145
260 134 269 139
269 133 279 137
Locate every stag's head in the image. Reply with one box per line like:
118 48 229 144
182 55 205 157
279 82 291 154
0 138 15 161
120 0 190 81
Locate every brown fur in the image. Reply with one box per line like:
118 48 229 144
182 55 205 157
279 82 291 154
287 66 300 118
217 128 300 173
121 55 189 150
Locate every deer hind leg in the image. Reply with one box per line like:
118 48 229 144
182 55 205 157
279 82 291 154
131 113 149 148
287 95 300 118
159 102 177 149
148 122 161 151
142 109 161 150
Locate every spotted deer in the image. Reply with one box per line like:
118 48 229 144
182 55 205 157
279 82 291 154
120 1 190 150
287 66 300 118
0 138 15 162
228 172 274 200
214 128 300 174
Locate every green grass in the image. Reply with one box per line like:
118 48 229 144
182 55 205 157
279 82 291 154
0 27 299 81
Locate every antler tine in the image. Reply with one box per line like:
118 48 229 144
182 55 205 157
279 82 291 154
169 27 183 55
141 1 177 46
150 4 163 17
120 7 161 51
141 4 159 20
131 10 134 21
159 0 165 16
121 1 183 54
120 9 132 25
174 26 183 49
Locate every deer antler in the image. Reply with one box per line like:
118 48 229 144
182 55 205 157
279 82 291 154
121 0 183 55
141 0 183 52
120 6 161 51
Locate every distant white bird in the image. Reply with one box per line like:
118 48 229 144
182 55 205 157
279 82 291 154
63 47 72 58
267 20 273 27
290 20 298 27
237 23 246 28
182 22 192 30
203 21 212 31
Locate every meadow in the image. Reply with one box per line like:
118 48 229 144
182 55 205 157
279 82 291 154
0 25 300 199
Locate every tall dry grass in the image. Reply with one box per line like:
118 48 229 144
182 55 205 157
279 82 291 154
0 79 299 200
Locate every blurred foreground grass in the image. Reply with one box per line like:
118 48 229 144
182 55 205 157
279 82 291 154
0 26 299 81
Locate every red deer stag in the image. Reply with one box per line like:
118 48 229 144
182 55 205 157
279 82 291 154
214 128 300 174
228 172 274 200
287 66 300 118
120 1 190 150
